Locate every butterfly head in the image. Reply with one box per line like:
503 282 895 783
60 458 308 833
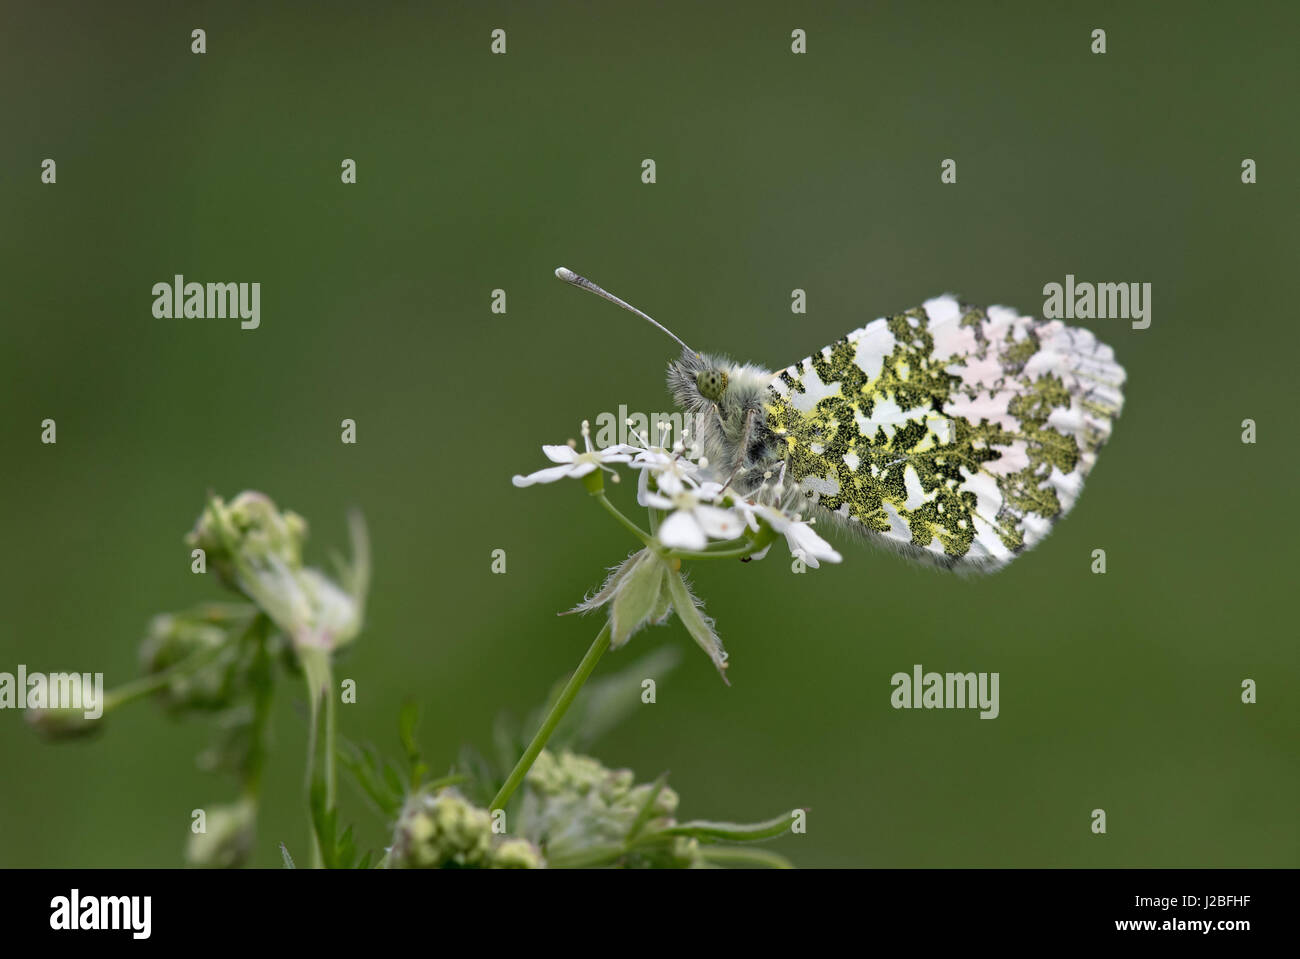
552 267 774 470
667 349 732 412
694 367 729 401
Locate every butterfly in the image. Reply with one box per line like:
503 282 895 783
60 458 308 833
556 268 1125 573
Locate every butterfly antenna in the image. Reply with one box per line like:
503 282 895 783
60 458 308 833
555 267 696 356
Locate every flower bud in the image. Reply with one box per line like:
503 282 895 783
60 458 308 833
24 705 104 741
388 789 493 868
185 798 256 868
490 838 546 869
518 750 684 865
186 493 367 654
138 611 246 713
187 492 306 590
625 835 703 869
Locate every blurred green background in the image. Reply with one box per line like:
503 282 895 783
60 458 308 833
1 0 1296 868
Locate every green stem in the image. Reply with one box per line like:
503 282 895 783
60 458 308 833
490 621 612 811
241 617 275 801
675 523 780 562
323 659 337 810
101 632 239 712
299 645 335 869
697 846 793 869
425 773 469 792
591 492 653 546
667 541 762 562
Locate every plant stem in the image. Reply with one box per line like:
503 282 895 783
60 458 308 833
101 632 239 712
241 617 275 802
490 621 612 811
591 492 653 546
696 846 793 869
323 658 337 810
298 645 335 868
667 541 762 561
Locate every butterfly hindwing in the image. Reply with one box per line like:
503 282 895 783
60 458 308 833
765 295 1125 572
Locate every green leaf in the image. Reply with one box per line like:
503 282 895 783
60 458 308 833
337 824 357 866
340 509 371 615
279 842 296 869
309 776 372 869
545 842 629 870
382 761 406 799
609 550 669 648
398 700 421 762
308 777 339 867
624 772 671 842
425 772 469 791
664 569 729 683
563 549 641 615
456 744 502 806
636 809 798 844
697 847 793 869
336 738 403 818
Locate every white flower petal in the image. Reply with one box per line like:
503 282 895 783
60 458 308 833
599 443 643 458
729 499 760 532
636 463 653 507
629 451 672 470
785 522 842 566
791 547 818 569
643 492 675 510
542 445 578 464
512 464 580 487
653 470 689 497
752 503 791 533
695 505 744 540
694 481 726 503
657 510 707 551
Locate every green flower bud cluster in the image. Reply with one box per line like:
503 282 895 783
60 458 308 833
138 604 257 714
517 749 702 867
186 492 367 654
187 492 306 591
32 491 374 869
492 838 548 869
388 789 545 869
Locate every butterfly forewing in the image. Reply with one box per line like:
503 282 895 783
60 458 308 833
765 295 1125 572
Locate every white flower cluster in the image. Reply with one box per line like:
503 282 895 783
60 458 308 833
513 421 842 568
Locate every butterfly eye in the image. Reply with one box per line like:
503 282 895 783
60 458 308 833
695 369 729 401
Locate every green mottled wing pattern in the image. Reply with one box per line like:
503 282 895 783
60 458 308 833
765 295 1125 571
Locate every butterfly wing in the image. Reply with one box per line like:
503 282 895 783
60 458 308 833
765 295 1125 572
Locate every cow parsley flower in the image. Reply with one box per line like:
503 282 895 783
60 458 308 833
745 502 842 568
628 433 703 502
643 480 744 551
512 420 638 487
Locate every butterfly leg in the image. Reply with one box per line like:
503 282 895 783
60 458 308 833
721 408 757 490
